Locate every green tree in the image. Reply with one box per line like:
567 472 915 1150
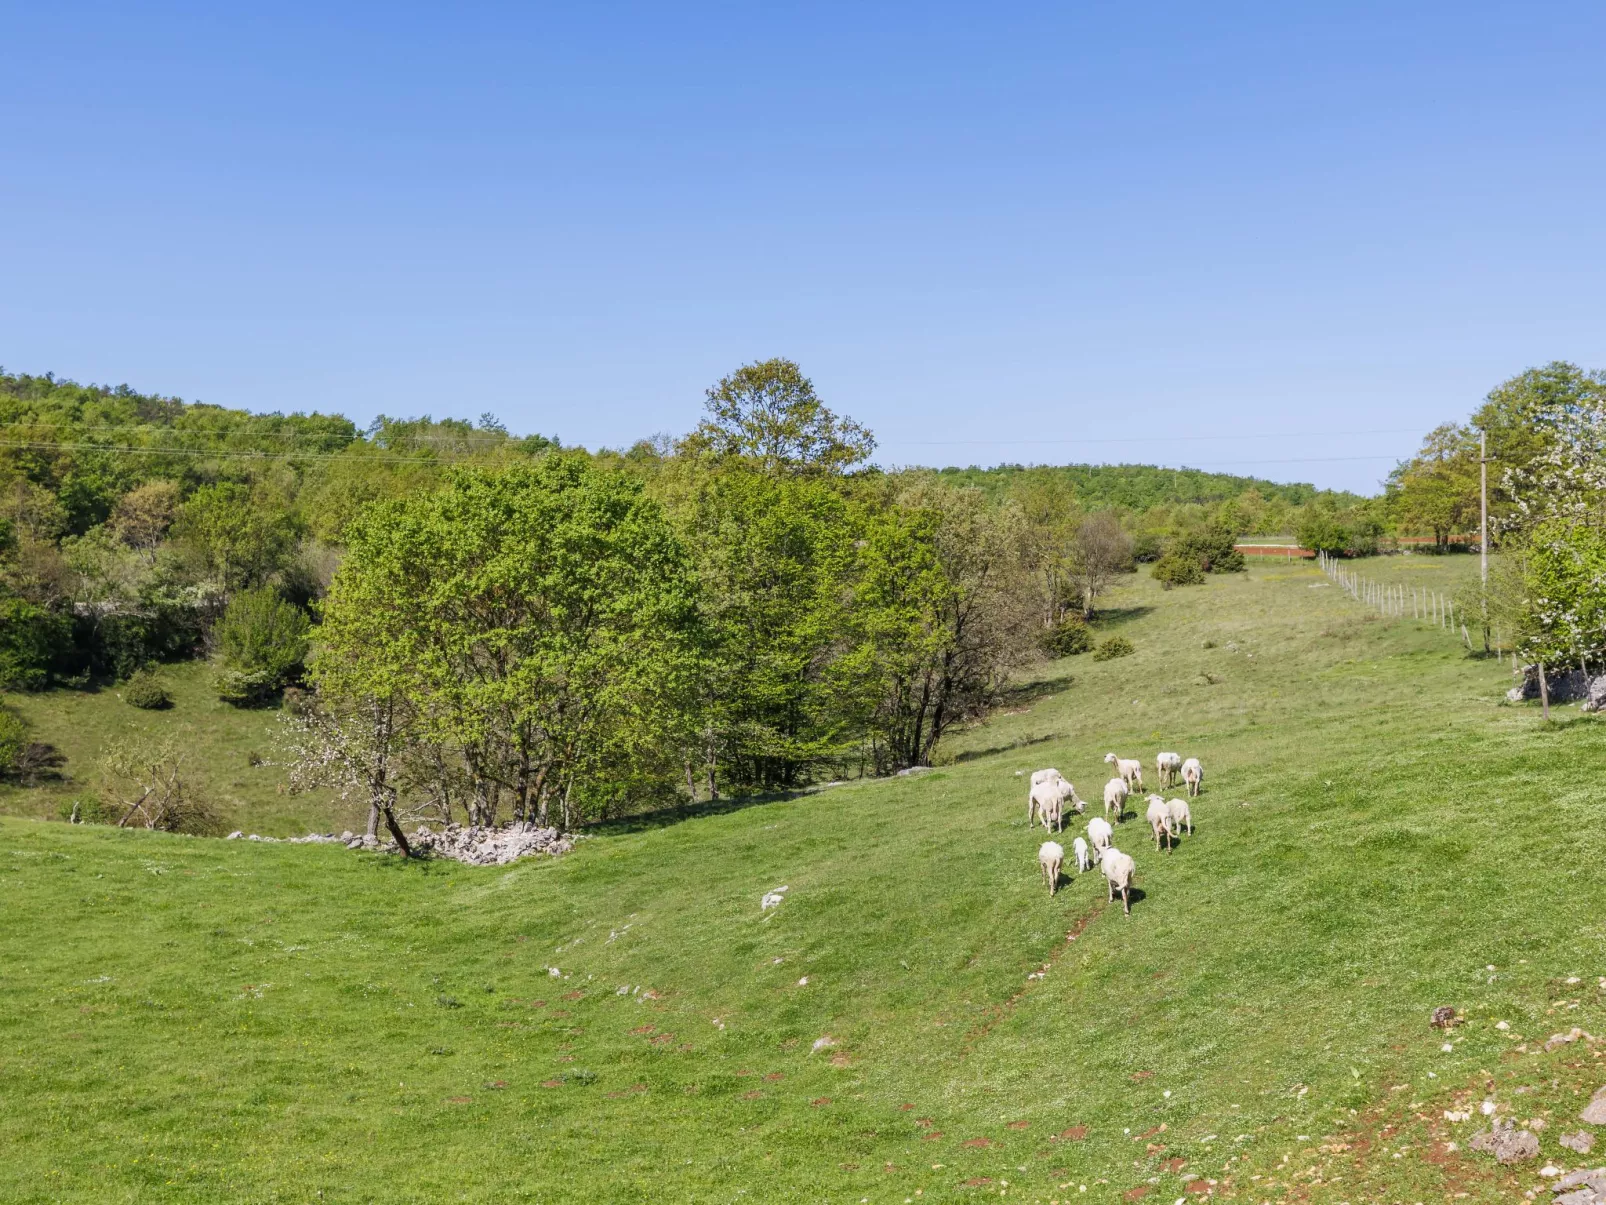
678 465 862 791
1387 423 1480 548
684 358 875 474
172 483 299 592
214 588 311 703
316 456 703 829
843 483 1037 772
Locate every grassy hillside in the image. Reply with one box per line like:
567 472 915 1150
0 661 350 833
4 559 1605 1204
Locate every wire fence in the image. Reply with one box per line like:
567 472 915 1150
1316 549 1479 651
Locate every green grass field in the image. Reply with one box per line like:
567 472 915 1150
4 557 1605 1204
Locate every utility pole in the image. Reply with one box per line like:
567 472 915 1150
1479 429 1488 588
1479 429 1490 653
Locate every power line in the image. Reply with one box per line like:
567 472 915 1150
891 428 1425 446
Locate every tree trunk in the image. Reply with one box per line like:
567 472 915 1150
1539 662 1551 721
381 804 413 857
365 802 380 840
684 758 697 803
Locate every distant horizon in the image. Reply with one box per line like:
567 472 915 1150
6 4 1602 495
4 362 1378 499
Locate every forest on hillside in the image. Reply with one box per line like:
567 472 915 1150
4 358 1600 833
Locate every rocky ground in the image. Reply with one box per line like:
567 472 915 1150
225 821 576 865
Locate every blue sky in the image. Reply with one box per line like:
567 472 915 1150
4 2 1604 492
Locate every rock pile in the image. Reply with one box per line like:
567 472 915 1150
226 831 345 844
1552 1167 1606 1205
1506 665 1606 710
1469 1117 1540 1164
391 823 575 866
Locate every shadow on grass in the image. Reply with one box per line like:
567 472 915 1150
1092 605 1156 629
950 732 1062 765
583 787 830 837
995 674 1076 707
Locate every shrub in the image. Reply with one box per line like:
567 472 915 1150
1151 552 1205 588
1130 532 1164 563
214 667 282 708
1044 615 1094 656
1092 635 1135 661
215 588 311 705
123 669 172 710
98 735 216 833
0 595 71 690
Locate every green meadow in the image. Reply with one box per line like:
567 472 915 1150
4 556 1605 1203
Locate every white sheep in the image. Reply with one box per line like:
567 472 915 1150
1181 757 1203 797
1105 753 1143 791
1145 794 1175 850
1030 779 1064 832
1155 751 1182 789
1166 797 1192 836
1101 846 1136 915
1086 816 1113 863
1102 776 1129 821
1027 768 1065 822
1029 775 1079 831
1072 835 1090 873
1039 841 1064 896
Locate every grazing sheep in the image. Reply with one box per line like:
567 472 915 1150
1105 753 1143 791
1039 841 1064 896
1145 795 1175 851
1155 751 1182 789
1166 797 1192 836
1102 776 1129 820
1181 757 1203 797
1027 768 1065 822
1029 775 1079 831
1072 835 1090 873
1101 847 1136 915
1087 816 1113 863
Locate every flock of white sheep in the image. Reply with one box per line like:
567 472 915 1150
1029 750 1204 915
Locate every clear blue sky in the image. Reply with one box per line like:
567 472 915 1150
5 2 1604 492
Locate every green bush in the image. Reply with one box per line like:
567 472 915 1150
1044 615 1094 656
214 667 282 708
1151 553 1205 588
0 595 71 690
215 588 311 705
1092 635 1135 661
123 670 172 710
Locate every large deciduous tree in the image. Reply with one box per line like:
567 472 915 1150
684 358 875 474
314 455 703 830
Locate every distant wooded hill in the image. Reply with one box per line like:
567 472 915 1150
933 462 1365 510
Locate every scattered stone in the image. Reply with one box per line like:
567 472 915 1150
226 831 243 840
1547 1028 1588 1052
1469 1117 1540 1165
761 887 789 911
1432 1006 1459 1028
896 765 932 776
1553 1168 1606 1196
1562 1132 1597 1155
340 831 354 841
811 1036 836 1053
1445 1110 1471 1123
1582 1088 1606 1126
400 823 575 866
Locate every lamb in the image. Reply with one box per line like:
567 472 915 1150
1166 797 1192 836
1086 816 1113 863
1039 841 1064 896
1105 753 1143 791
1101 846 1136 915
1155 751 1182 789
1102 776 1129 821
1145 794 1175 851
1072 835 1090 873
1181 757 1203 797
